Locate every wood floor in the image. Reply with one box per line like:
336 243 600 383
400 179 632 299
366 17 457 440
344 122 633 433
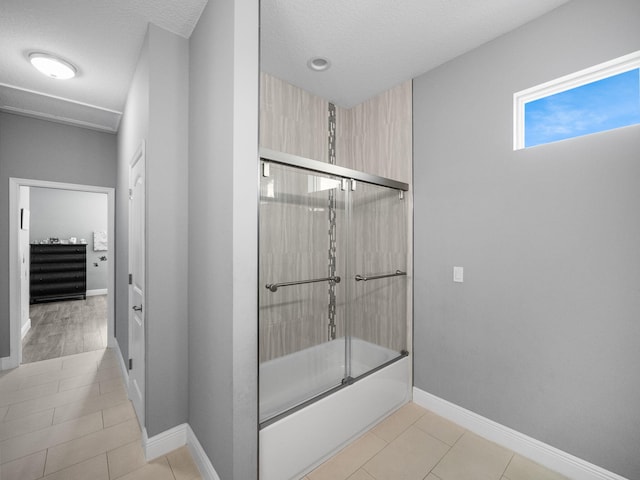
22 296 108 364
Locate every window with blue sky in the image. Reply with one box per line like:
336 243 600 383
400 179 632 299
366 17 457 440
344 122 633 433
514 51 640 150
524 68 640 148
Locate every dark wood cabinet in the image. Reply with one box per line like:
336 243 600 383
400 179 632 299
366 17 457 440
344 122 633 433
30 244 87 303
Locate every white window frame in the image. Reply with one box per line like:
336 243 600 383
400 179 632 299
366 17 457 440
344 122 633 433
513 50 640 150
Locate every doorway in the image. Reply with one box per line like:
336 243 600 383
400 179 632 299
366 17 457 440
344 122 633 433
8 178 115 368
23 187 109 363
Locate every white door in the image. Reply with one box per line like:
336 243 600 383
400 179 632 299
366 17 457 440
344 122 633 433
129 143 146 425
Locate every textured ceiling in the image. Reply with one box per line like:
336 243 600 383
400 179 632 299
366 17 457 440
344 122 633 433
0 0 207 132
1 0 570 132
261 0 571 108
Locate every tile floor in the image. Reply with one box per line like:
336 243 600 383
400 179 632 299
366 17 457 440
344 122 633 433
2 346 569 480
0 348 201 480
23 296 108 364
304 402 569 480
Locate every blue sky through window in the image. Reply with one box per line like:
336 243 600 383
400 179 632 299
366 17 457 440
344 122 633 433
524 68 640 147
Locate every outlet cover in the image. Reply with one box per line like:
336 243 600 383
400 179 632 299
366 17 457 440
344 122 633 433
453 266 464 283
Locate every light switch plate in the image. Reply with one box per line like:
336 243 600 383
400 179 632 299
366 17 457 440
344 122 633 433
453 266 464 283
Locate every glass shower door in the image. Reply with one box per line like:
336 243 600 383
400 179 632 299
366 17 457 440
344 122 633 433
259 161 346 424
347 181 408 379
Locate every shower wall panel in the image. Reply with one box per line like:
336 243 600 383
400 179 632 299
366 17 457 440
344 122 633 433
260 73 329 163
349 184 408 354
259 166 344 362
336 81 412 184
259 73 413 365
336 81 412 358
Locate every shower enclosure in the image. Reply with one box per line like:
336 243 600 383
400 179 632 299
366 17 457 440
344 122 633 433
259 149 410 479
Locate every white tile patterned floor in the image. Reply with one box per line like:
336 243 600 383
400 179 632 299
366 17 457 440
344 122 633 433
0 348 201 480
304 402 569 480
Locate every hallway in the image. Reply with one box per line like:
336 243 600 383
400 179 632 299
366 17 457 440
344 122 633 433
0 348 200 480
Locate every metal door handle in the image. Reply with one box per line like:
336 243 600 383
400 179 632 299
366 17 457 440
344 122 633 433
132 305 143 312
355 270 406 282
266 275 341 293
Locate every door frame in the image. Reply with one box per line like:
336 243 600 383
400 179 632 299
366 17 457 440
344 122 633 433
7 177 115 369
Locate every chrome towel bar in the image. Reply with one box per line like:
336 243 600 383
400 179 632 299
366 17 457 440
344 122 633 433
354 270 406 282
266 275 341 293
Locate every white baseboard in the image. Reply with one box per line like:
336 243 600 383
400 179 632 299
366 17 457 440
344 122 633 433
143 424 188 461
412 387 628 480
1 356 19 371
187 424 222 480
141 423 221 480
111 340 129 391
21 319 31 340
86 289 108 297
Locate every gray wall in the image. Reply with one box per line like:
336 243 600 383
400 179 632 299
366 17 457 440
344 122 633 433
116 24 189 437
30 187 109 291
412 1 640 478
188 0 259 478
0 112 116 358
146 24 189 437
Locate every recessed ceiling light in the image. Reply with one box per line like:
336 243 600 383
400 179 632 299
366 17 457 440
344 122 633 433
29 52 77 80
307 57 331 72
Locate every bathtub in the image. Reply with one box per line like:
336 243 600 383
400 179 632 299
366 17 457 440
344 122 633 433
259 337 411 480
